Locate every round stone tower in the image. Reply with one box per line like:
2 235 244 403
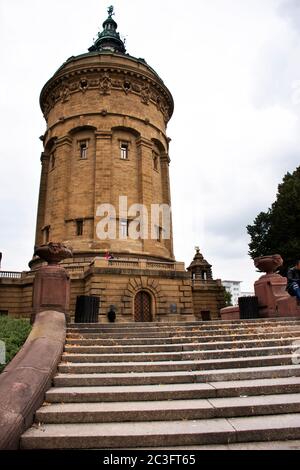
34 6 174 264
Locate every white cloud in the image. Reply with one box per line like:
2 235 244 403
0 0 300 291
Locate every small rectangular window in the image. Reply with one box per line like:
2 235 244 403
120 219 128 238
201 311 211 321
76 220 83 236
0 310 8 316
154 225 162 242
120 143 129 160
44 226 50 243
80 142 88 159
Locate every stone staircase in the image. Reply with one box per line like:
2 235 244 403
20 318 300 449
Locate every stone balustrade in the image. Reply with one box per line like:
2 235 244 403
92 257 185 271
0 271 22 279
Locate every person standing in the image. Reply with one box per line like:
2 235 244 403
287 259 300 303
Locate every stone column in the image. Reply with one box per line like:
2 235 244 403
34 152 49 247
50 136 72 241
160 152 174 258
93 131 113 250
136 137 154 254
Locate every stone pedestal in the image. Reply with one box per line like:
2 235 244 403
31 243 72 323
254 273 288 317
32 265 70 323
254 273 300 318
220 305 240 320
220 255 300 320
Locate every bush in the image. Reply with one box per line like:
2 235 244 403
0 316 32 373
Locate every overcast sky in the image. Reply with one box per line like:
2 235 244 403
1 0 300 290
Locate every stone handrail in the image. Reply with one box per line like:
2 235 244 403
0 310 66 449
0 271 22 279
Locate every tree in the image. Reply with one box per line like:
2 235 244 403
247 166 300 275
224 290 233 307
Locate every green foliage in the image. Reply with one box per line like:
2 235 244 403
247 166 300 275
224 290 233 307
0 316 31 373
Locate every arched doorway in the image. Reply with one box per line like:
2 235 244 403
134 291 153 322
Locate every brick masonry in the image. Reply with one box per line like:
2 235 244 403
0 50 225 322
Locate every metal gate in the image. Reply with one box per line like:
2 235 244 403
134 291 152 322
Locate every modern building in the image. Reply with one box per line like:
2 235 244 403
0 7 226 322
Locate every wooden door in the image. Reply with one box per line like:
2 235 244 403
134 291 152 322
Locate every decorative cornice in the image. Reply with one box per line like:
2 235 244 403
40 62 173 124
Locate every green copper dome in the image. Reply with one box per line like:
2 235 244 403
88 6 126 54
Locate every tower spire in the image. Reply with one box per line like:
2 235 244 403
88 5 126 54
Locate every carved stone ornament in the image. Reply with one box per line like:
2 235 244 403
79 78 89 93
34 243 73 265
41 69 172 122
99 73 112 95
254 254 283 275
61 86 70 102
141 84 151 104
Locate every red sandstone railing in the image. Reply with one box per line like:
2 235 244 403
0 310 66 449
0 271 22 279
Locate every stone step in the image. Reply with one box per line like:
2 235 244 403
69 319 300 328
66 331 300 343
66 326 300 337
65 337 300 353
66 325 300 338
54 363 300 387
135 440 300 450
58 350 299 374
45 376 300 403
20 413 300 449
67 319 300 332
35 393 300 424
63 344 298 360
61 350 300 372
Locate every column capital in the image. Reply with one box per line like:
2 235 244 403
136 137 153 150
55 136 73 148
40 152 49 163
160 152 171 164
